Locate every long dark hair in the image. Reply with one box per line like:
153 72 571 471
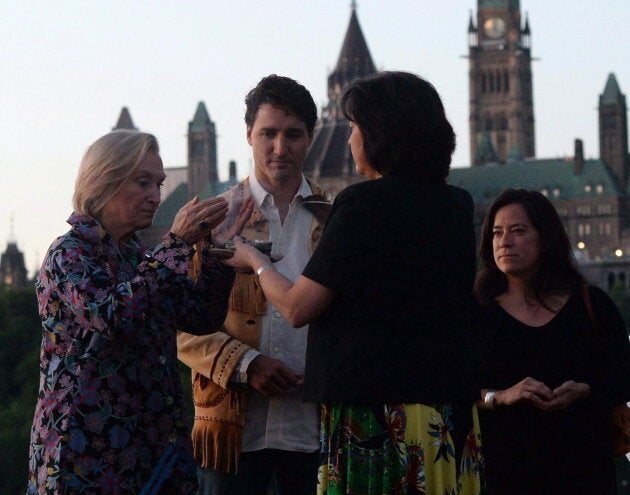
341 71 455 183
474 188 585 305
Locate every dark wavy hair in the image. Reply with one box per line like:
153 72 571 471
341 71 456 183
474 188 585 305
244 74 317 136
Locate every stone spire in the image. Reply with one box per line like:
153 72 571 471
601 73 623 104
187 101 218 197
302 3 376 190
1 216 29 288
599 73 628 189
326 2 376 119
113 107 136 130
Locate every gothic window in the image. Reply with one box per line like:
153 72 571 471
489 72 495 92
498 115 508 130
504 71 510 92
495 71 501 92
481 73 487 93
485 117 494 131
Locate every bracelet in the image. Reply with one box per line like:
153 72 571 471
484 390 497 409
256 264 275 277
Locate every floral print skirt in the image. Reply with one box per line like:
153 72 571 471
317 402 482 495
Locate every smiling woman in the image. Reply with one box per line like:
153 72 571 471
25 130 249 495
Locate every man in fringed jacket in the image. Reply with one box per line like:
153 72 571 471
178 74 329 495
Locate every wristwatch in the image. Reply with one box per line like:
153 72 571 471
484 390 497 409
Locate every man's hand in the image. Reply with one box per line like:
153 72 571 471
247 355 303 398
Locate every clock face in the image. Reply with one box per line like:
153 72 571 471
483 17 506 39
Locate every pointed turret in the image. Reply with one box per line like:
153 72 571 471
1 218 29 288
333 5 375 77
599 73 629 189
302 3 377 191
188 101 218 197
190 102 211 130
113 107 136 130
601 73 623 105
468 10 478 46
523 13 530 34
325 2 376 120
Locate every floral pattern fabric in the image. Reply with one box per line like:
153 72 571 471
317 402 482 495
27 213 235 495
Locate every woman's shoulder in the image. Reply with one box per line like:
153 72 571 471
584 284 624 320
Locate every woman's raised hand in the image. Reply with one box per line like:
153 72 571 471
212 197 254 247
171 196 229 245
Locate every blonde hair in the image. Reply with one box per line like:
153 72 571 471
73 130 159 218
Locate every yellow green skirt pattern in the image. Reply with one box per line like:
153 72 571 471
317 402 482 495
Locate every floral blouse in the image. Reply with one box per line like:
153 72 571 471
27 213 235 495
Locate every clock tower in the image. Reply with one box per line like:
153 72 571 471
468 0 535 165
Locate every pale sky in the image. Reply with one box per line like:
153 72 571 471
2 0 629 277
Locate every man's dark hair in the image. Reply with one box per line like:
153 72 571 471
341 71 456 183
474 188 585 305
244 75 317 136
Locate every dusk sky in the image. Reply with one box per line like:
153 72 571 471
2 0 629 276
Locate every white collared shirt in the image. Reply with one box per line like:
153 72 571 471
240 174 319 453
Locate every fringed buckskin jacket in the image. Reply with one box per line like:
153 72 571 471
177 177 327 474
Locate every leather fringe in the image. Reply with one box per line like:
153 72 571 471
191 419 243 474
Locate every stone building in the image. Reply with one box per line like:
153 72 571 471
116 1 630 289
467 0 535 165
0 222 29 289
450 0 630 290
302 2 375 193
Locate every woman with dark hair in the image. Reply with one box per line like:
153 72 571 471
223 71 482 494
473 188 630 494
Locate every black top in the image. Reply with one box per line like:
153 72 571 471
302 176 478 404
472 285 630 493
